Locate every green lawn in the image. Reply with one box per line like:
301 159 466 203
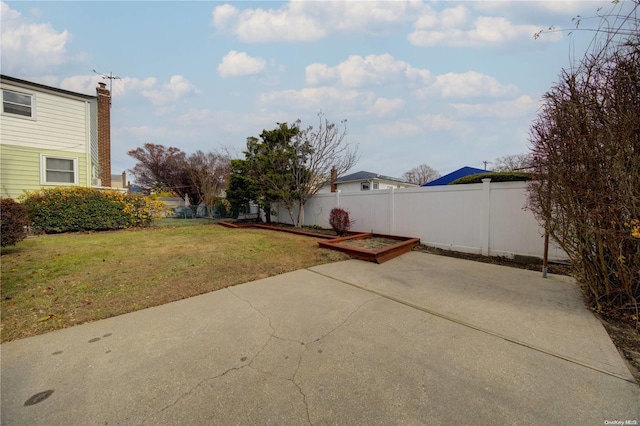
0 221 349 342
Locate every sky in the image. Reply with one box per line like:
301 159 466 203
1 0 628 180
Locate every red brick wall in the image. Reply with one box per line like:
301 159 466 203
96 83 111 187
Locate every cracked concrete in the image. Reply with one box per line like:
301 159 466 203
2 255 639 425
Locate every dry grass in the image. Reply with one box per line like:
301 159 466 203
0 221 349 342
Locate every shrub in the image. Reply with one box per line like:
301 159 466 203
1 198 29 247
329 207 354 236
20 187 170 233
214 199 232 218
450 172 532 185
528 30 640 321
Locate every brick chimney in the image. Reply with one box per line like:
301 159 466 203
96 82 111 187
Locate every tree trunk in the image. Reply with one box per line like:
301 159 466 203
296 202 305 228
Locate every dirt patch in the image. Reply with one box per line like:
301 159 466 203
413 244 572 275
599 315 640 382
412 244 639 382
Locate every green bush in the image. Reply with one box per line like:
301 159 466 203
20 187 169 233
1 198 29 247
449 172 532 185
214 199 231 218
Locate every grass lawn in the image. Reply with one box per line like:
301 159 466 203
0 220 350 343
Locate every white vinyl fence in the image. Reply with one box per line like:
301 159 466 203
270 179 567 262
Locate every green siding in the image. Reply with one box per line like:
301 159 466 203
0 144 89 199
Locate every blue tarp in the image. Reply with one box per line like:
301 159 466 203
422 167 488 186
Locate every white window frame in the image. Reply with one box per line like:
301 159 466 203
373 182 379 190
2 89 35 120
40 155 78 185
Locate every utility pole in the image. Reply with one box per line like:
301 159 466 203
482 160 490 170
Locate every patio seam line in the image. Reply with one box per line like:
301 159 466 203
308 268 639 386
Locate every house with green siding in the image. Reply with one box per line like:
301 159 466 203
0 75 112 199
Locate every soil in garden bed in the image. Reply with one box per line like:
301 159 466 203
336 237 400 250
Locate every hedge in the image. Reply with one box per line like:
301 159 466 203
449 172 532 185
20 187 170 233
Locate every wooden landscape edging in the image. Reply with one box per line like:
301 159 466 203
318 233 420 264
218 221 420 263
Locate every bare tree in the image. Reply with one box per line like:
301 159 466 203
528 1 639 323
128 143 191 198
402 164 440 185
128 143 231 207
492 154 533 172
185 150 231 216
292 112 359 227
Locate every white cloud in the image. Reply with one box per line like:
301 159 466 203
451 95 541 119
59 75 157 98
306 54 432 88
367 98 405 117
218 50 266 77
142 75 200 107
173 109 281 141
0 1 72 74
310 1 423 35
212 1 424 43
116 125 169 140
368 114 459 139
418 71 518 99
408 4 555 47
212 1 564 47
369 120 424 138
59 75 104 95
212 3 325 43
472 0 613 18
417 113 457 131
258 86 372 112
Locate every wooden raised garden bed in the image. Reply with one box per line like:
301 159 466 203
218 221 419 263
318 233 420 264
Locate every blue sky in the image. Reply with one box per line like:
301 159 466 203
1 1 624 180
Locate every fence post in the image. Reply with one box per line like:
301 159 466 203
389 187 395 235
481 178 491 256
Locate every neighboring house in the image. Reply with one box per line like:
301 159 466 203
0 75 112 199
111 172 127 189
319 170 416 193
421 166 488 186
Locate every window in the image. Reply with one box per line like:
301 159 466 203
373 182 379 190
2 90 33 118
361 182 370 191
41 155 77 185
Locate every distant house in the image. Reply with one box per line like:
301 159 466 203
319 170 416 193
0 75 112 199
111 172 127 189
422 166 488 187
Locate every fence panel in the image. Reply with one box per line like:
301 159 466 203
268 181 567 261
394 185 485 254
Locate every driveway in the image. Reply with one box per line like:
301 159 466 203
1 252 638 425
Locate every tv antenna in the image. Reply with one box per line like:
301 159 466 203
92 69 121 104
